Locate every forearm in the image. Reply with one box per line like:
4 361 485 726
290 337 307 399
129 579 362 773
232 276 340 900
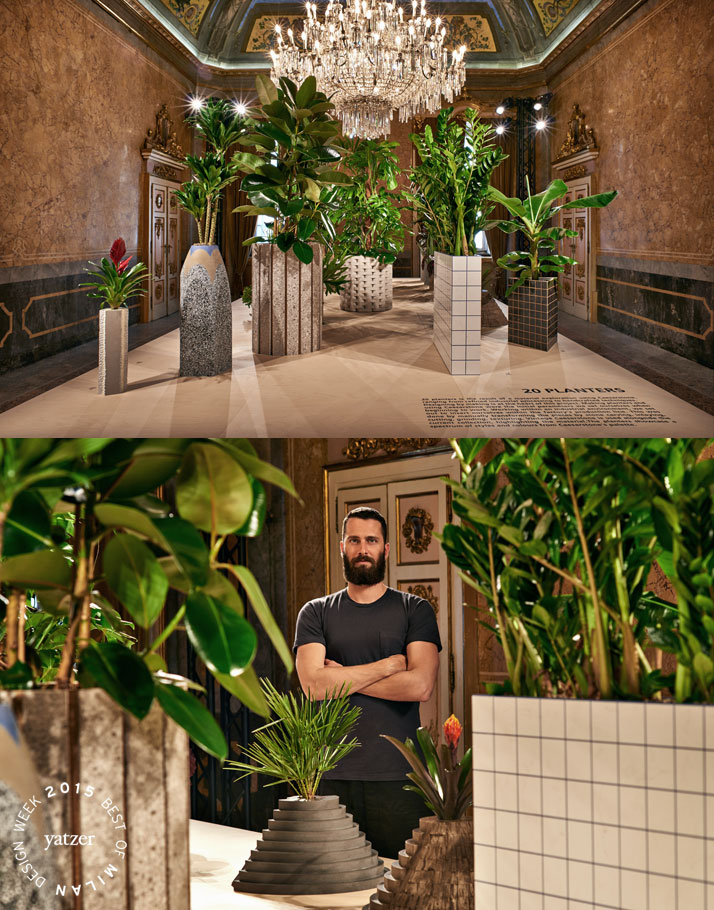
358 668 432 702
302 659 395 699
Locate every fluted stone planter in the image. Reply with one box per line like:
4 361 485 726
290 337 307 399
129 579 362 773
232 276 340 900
179 244 232 376
365 816 473 909
0 688 189 910
507 276 558 350
98 306 128 395
233 794 383 895
253 242 323 356
433 252 481 375
340 256 393 312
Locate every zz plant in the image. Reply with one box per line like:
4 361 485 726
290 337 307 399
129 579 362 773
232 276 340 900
0 438 299 759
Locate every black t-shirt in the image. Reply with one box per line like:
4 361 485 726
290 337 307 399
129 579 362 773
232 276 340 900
293 586 442 780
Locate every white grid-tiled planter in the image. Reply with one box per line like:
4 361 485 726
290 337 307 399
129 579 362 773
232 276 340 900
339 256 392 312
433 252 481 375
472 695 714 910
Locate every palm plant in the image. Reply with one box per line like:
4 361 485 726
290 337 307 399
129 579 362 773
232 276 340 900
228 679 361 800
80 238 148 309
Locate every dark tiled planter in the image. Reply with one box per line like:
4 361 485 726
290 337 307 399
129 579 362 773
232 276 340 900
507 276 558 351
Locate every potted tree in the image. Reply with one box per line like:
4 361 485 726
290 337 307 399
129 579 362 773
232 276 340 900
330 138 405 314
228 679 384 895
174 99 245 376
231 75 350 357
0 437 297 908
485 178 617 350
406 108 506 375
80 238 148 395
439 437 714 909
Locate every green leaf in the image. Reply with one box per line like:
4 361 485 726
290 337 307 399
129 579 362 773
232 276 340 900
229 565 293 671
184 592 257 676
215 441 300 500
80 641 155 720
234 477 266 538
144 653 167 673
255 74 279 107
214 665 270 716
103 535 169 629
176 442 253 535
104 439 189 499
155 682 227 761
276 233 295 253
200 569 244 614
0 549 72 590
295 75 317 108
293 240 314 263
4 491 53 556
0 662 34 689
153 518 210 587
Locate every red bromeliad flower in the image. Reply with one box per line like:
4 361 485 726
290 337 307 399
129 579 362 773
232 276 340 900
444 714 462 750
109 238 126 267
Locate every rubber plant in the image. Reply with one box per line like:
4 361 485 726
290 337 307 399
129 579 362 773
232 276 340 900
0 438 299 760
439 437 713 702
231 75 351 265
484 177 617 294
80 238 148 309
382 715 472 820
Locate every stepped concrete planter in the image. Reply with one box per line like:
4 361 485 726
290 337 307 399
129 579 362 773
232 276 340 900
432 252 481 375
507 276 558 350
472 695 714 910
253 242 323 356
233 794 383 895
340 256 393 312
98 307 128 395
179 244 232 376
365 816 473 910
0 688 189 910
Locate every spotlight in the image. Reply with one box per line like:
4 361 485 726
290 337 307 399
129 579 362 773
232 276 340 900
233 101 247 116
535 119 547 131
188 95 204 113
533 101 542 111
496 105 505 115
495 124 506 135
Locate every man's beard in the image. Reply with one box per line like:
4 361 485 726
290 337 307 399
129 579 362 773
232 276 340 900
343 550 386 586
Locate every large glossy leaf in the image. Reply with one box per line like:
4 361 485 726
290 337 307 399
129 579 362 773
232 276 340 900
0 549 72 590
153 517 210 586
214 665 270 716
228 565 293 671
3 490 53 556
176 443 253 534
213 441 299 500
184 592 257 676
234 477 266 538
295 75 317 108
80 641 155 719
293 240 313 263
155 682 228 761
255 73 278 106
0 662 34 689
103 534 169 629
103 439 189 499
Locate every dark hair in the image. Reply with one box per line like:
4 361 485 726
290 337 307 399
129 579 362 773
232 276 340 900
341 507 388 542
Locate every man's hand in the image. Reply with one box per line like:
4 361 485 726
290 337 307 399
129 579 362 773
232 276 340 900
357 641 438 702
324 655 406 674
296 643 407 699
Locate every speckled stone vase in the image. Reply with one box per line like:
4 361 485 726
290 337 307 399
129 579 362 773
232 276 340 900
507 276 558 350
340 256 393 312
179 244 232 376
98 306 128 395
252 242 323 356
233 794 384 895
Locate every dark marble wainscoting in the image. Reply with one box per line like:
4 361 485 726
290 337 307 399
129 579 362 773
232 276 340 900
0 269 140 375
596 263 713 368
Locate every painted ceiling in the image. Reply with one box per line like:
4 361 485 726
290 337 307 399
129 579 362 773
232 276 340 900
135 0 604 70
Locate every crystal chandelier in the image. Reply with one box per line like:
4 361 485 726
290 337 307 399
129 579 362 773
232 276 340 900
270 0 467 139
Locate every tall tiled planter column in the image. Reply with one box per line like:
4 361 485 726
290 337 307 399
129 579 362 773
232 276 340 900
507 276 558 350
472 695 714 910
340 256 392 312
179 244 232 376
253 242 323 356
432 252 481 375
98 307 128 395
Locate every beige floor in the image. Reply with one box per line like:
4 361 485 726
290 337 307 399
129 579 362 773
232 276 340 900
3 281 712 437
190 819 383 909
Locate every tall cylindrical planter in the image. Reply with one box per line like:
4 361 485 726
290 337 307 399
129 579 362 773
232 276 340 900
98 306 128 395
340 256 393 312
179 244 232 376
432 252 481 375
366 816 473 909
253 242 323 356
507 276 558 350
233 794 383 895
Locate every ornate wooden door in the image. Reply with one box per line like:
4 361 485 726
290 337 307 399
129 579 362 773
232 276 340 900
559 176 591 320
148 176 180 320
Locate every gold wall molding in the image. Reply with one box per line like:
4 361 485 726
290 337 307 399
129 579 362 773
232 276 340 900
564 165 587 179
22 289 140 339
401 507 435 555
596 276 712 340
143 104 184 159
343 438 441 461
0 303 13 349
555 103 597 161
406 583 439 614
598 246 714 267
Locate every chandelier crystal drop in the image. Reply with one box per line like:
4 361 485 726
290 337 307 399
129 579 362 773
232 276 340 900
270 0 467 139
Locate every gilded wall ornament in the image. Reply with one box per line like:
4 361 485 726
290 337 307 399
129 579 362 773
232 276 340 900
407 583 439 613
402 507 434 555
343 438 441 460
555 104 597 161
564 165 587 180
154 164 181 181
143 105 185 160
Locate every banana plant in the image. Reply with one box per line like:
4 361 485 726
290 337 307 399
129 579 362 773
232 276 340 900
485 177 617 294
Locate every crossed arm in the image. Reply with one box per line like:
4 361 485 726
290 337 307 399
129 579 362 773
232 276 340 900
295 640 439 703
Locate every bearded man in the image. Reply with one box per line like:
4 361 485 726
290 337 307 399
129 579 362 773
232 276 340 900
293 506 441 858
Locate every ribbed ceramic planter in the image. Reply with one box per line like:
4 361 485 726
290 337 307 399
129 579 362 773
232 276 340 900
98 306 128 395
233 794 383 895
0 688 189 910
340 256 393 312
252 242 323 356
472 695 714 909
433 252 481 375
179 244 232 376
507 276 558 350
365 816 473 909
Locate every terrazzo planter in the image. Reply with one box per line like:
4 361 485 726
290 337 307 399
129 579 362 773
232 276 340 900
432 252 481 375
1 688 190 910
252 242 323 356
340 256 393 312
472 695 714 910
233 794 383 895
365 816 473 909
179 244 232 377
98 306 128 395
507 276 558 351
